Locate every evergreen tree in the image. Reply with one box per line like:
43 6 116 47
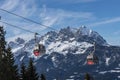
85 73 94 80
84 73 91 80
0 26 7 80
0 26 19 80
0 26 6 56
6 47 19 80
40 74 46 80
20 62 27 80
26 58 39 80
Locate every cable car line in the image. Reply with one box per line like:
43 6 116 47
0 20 46 57
0 12 99 60
0 8 79 36
0 8 56 31
0 20 40 35
0 20 98 60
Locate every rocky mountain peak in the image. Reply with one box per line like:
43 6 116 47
15 37 25 44
7 26 120 80
42 26 108 45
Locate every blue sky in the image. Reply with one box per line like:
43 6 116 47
0 0 120 45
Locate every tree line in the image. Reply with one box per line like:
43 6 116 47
0 26 46 80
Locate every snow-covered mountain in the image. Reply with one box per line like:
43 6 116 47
8 26 120 80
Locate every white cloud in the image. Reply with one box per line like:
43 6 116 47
41 0 96 4
13 0 36 17
72 0 97 3
0 0 40 36
0 0 36 17
1 0 19 10
6 33 34 43
12 28 21 35
39 5 95 28
0 0 96 39
114 30 120 35
88 17 120 27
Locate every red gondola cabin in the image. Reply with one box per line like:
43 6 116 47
33 44 46 56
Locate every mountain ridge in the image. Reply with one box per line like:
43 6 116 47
8 26 120 80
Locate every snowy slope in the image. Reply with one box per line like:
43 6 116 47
8 26 120 80
9 26 107 58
